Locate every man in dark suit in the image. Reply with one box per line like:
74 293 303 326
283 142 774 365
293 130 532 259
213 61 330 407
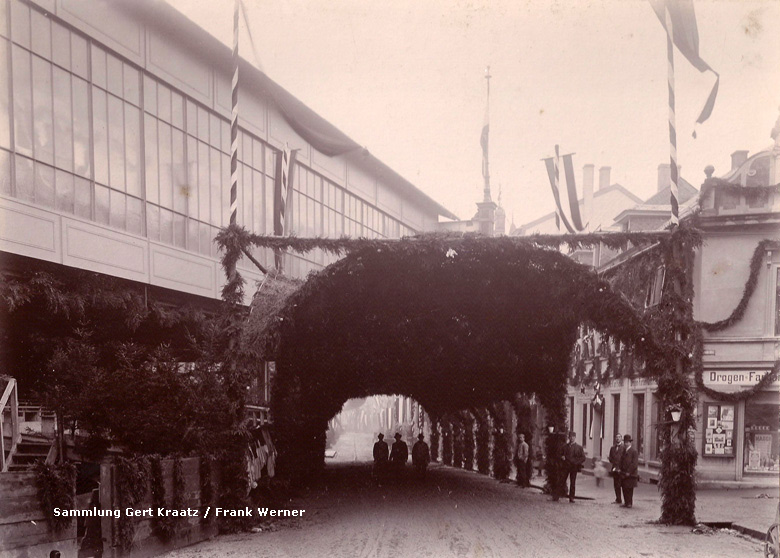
562 431 586 502
618 434 639 508
608 433 624 504
390 432 409 480
373 433 389 484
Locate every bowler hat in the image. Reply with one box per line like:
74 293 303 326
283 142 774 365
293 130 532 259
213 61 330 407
623 434 633 442
377 433 384 439
394 433 402 439
418 433 424 440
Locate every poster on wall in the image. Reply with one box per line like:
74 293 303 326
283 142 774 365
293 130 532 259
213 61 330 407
703 403 735 457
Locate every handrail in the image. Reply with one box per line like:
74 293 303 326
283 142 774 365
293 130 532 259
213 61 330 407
1 378 20 472
0 378 15 410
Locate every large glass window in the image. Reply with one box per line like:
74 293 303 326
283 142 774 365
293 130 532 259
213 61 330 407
743 402 779 474
2 3 420 272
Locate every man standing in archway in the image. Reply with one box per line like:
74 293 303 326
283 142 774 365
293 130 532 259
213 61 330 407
608 434 624 504
618 434 639 508
412 433 431 479
515 433 531 488
373 433 389 484
563 431 586 502
390 433 409 480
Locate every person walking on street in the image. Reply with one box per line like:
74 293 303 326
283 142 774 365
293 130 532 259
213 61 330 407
390 432 409 480
562 431 586 502
411 433 430 479
514 433 531 487
618 434 639 508
608 434 624 504
373 433 389 484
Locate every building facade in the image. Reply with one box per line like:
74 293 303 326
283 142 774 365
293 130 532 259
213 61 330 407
0 0 455 307
566 149 779 484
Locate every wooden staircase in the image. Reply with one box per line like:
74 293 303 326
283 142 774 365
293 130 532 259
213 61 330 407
5 435 54 471
2 378 57 471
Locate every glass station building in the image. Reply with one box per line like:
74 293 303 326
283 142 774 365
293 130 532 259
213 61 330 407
0 0 455 301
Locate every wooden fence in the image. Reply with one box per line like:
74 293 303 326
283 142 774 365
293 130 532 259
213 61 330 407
1 456 220 558
0 471 78 558
99 457 219 558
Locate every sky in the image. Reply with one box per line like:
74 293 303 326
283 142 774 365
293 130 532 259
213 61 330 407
165 0 780 227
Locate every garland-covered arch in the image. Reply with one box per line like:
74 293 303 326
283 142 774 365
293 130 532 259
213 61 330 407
226 232 682 481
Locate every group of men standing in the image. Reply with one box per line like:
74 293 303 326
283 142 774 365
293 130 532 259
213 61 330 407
608 433 639 508
373 432 430 484
548 431 587 502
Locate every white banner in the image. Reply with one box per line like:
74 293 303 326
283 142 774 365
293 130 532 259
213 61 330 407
704 370 778 387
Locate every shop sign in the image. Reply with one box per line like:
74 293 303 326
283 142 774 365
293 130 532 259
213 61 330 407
704 370 778 387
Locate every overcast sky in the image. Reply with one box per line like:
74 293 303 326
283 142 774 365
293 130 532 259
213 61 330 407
166 0 780 226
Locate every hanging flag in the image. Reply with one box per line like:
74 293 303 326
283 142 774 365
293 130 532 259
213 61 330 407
562 154 586 231
649 0 719 138
273 144 298 270
542 147 576 234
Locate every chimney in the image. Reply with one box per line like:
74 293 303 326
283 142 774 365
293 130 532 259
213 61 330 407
598 166 611 190
657 164 670 192
583 164 594 231
730 150 748 170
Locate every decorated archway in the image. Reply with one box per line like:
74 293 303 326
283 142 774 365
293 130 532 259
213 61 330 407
218 226 710 525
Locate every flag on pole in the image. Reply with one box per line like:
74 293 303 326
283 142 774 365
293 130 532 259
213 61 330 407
273 144 298 270
649 0 719 138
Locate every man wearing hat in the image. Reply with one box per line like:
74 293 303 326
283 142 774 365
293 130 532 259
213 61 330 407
390 433 409 480
373 433 389 484
411 433 431 479
608 433 624 504
562 431 586 502
618 434 639 508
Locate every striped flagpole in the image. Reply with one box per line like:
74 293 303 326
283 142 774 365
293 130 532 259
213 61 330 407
553 145 562 231
665 4 680 225
229 0 239 225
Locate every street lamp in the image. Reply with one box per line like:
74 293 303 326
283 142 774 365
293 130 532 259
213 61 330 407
668 406 682 423
547 425 555 434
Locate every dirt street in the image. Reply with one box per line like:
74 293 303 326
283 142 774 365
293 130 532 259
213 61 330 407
166 434 762 558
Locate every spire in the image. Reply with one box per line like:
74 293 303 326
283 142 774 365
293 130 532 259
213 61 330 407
481 66 492 203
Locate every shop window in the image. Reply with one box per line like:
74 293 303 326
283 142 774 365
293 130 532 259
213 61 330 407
743 403 779 474
703 402 735 457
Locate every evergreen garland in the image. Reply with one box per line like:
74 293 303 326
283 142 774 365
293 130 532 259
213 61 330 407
461 411 475 471
452 416 464 469
199 455 215 524
150 456 175 542
441 418 453 466
700 239 779 332
490 403 511 481
34 461 77 533
429 418 440 462
115 456 150 551
475 410 490 475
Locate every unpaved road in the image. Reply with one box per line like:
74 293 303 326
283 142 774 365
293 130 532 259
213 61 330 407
166 454 762 557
